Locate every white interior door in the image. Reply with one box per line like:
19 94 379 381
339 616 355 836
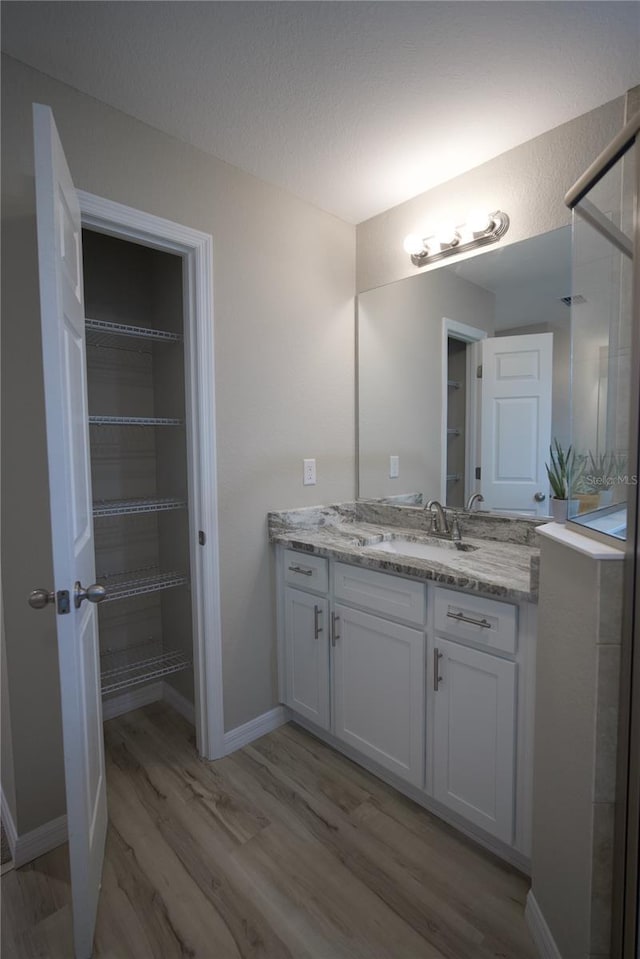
33 103 106 959
480 333 553 516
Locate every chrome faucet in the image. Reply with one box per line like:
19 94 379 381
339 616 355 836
426 499 449 536
466 492 484 512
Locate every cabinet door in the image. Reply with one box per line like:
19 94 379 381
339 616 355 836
432 637 516 843
333 605 425 786
284 587 330 729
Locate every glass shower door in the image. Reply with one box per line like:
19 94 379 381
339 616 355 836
566 109 639 959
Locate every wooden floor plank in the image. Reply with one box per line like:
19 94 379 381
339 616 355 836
108 710 271 848
1 704 536 958
231 744 521 959
232 819 446 959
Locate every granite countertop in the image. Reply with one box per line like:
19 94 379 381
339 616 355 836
268 502 540 603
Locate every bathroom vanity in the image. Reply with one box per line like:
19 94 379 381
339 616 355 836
270 502 539 871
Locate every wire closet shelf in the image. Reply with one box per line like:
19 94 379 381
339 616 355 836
100 639 192 694
93 497 187 518
85 317 184 352
99 567 189 603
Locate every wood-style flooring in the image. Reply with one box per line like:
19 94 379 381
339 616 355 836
2 703 537 958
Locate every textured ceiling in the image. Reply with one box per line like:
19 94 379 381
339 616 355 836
2 1 639 223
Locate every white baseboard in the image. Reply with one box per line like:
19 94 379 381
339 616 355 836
223 705 289 755
3 781 67 868
12 813 68 868
101 682 163 720
1 785 18 859
101 681 196 724
162 682 195 724
525 890 563 959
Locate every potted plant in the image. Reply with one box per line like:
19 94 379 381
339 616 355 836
546 439 581 523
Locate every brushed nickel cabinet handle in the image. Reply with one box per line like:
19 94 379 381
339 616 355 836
447 609 492 629
331 612 340 647
433 647 443 691
314 604 323 639
288 564 313 577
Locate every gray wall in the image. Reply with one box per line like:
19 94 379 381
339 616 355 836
358 269 494 501
1 54 355 833
356 97 625 293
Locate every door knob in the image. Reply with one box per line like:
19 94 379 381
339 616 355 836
28 588 56 609
534 492 546 502
74 581 107 609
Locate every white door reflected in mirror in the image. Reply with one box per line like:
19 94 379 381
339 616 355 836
480 333 553 517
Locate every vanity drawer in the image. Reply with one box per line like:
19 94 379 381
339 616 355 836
433 587 517 655
334 562 426 626
284 549 329 593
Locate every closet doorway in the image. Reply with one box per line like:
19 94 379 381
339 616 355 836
77 193 224 762
440 317 486 506
33 103 223 959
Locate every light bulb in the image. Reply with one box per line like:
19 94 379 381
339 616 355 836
466 209 493 234
435 222 459 247
457 224 475 245
403 233 426 256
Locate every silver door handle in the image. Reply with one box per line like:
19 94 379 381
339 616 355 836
28 588 56 609
74 581 107 609
534 492 546 502
446 610 492 629
433 648 443 691
331 612 340 647
314 604 323 639
288 565 313 577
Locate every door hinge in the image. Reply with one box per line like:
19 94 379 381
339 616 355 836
475 467 481 480
56 590 70 615
476 364 483 379
198 530 206 546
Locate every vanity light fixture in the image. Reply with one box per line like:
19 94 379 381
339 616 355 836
403 210 510 266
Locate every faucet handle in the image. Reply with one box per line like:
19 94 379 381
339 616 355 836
451 516 462 541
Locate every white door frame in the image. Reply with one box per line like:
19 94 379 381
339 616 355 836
441 318 487 504
78 190 225 760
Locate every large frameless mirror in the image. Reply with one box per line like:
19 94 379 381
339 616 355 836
357 227 572 517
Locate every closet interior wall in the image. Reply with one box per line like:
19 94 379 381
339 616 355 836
447 339 467 507
82 229 195 713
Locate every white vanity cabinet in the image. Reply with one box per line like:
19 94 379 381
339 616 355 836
429 587 518 844
276 544 535 868
282 550 331 729
332 559 426 785
430 636 516 843
284 588 330 728
332 605 425 785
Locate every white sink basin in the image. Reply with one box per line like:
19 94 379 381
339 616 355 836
371 538 476 562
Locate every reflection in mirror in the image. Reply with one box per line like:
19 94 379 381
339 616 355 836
568 140 632 540
357 227 572 515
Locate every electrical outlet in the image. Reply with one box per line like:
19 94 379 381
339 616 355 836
389 455 399 479
303 458 316 486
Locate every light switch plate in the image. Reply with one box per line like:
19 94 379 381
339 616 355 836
389 455 399 479
303 458 317 485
